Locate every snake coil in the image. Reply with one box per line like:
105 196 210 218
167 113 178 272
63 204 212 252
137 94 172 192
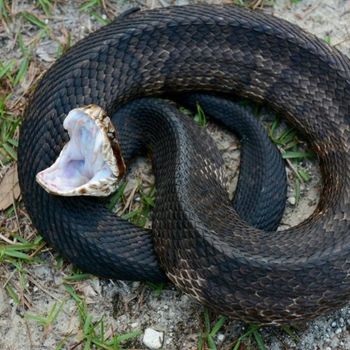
18 5 350 324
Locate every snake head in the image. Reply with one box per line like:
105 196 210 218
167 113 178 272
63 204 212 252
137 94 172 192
36 105 125 197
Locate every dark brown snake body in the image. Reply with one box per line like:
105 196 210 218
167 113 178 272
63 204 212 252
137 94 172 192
18 5 350 324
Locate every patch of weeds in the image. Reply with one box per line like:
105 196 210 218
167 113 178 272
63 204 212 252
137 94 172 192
3 260 30 308
268 116 313 158
1 231 47 307
64 284 141 349
1 235 47 306
0 55 30 92
178 102 209 127
198 309 227 350
25 302 65 334
0 99 20 163
0 236 45 265
106 180 127 211
4 260 27 305
268 115 313 204
0 32 38 163
146 282 166 297
232 324 267 350
121 184 156 228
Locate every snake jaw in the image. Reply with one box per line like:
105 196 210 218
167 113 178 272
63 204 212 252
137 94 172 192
36 105 125 197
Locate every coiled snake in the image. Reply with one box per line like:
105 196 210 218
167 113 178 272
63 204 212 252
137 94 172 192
18 4 350 324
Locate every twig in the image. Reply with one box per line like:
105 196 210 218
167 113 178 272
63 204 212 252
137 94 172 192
0 232 15 244
27 275 62 302
120 183 138 215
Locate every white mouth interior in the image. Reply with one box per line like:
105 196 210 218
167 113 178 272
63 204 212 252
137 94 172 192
36 107 122 196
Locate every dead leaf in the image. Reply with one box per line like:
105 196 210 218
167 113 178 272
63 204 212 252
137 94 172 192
0 164 20 210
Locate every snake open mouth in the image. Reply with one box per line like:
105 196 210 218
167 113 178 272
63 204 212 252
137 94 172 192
36 105 125 196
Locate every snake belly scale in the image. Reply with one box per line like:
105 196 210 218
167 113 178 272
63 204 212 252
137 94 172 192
18 5 350 324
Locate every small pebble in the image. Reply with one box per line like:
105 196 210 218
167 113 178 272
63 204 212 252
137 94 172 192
217 333 225 342
335 328 342 334
331 321 337 327
143 328 164 349
288 196 296 205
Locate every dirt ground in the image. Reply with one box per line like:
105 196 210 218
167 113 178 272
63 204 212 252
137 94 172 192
1 0 350 349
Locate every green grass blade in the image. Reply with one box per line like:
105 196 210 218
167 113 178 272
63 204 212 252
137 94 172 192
207 334 217 350
38 0 52 16
21 12 48 31
282 151 314 160
5 284 20 304
106 181 126 210
203 309 210 332
83 313 93 335
13 57 29 86
4 250 31 260
0 61 15 80
2 142 17 160
252 328 267 350
80 0 101 11
298 169 311 182
194 102 208 127
64 273 91 282
115 330 142 344
210 316 226 336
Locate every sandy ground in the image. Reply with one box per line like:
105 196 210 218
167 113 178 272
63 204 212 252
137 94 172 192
1 0 350 349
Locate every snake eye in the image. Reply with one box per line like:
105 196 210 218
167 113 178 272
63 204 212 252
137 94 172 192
36 105 125 197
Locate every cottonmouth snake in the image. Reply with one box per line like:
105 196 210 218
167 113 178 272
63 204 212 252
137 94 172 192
18 4 350 324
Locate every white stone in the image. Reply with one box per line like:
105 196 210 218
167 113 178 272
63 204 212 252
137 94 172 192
143 328 164 349
217 333 225 342
288 196 296 205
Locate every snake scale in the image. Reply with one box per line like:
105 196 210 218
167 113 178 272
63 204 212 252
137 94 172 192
18 4 350 324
